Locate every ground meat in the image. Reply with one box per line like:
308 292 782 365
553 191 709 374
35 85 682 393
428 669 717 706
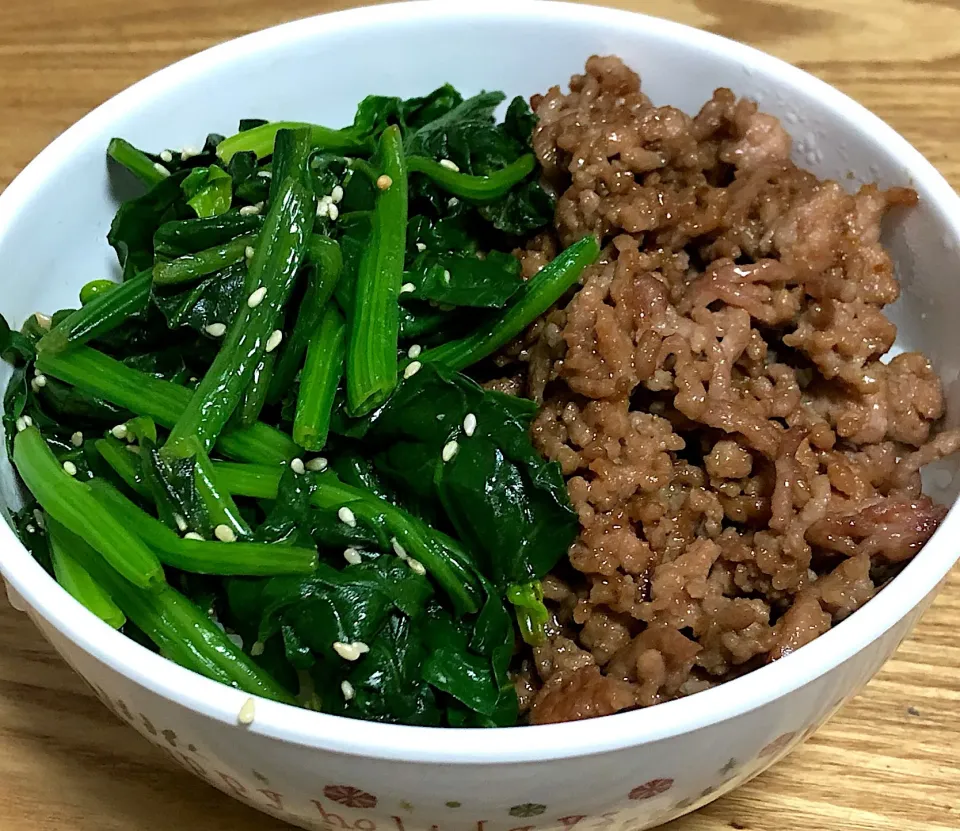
515 56 960 725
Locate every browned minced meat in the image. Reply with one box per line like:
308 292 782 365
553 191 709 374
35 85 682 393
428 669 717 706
506 56 960 726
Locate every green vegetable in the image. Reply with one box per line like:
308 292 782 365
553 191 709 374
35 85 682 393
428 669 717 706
420 235 600 370
407 154 535 203
346 125 408 416
49 519 127 629
217 122 374 163
107 137 169 188
152 233 256 286
294 305 346 451
79 279 118 306
181 164 233 218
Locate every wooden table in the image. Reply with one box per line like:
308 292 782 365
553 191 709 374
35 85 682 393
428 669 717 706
2 0 959 828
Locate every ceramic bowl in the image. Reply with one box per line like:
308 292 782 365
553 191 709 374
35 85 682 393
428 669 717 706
1 2 959 829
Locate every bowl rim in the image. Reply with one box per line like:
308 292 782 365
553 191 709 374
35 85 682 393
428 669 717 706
1 0 959 766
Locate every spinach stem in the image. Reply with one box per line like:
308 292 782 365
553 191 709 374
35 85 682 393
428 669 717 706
294 304 346 451
217 122 373 163
420 235 600 370
346 125 407 416
152 234 257 286
107 138 168 188
406 154 536 203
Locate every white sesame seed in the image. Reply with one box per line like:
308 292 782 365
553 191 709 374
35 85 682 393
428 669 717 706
180 146 200 161
289 222 300 234
173 514 188 533
338 507 357 528
30 379 40 394
247 287 267 308
328 204 339 221
415 242 426 252
237 697 256 726
442 440 459 463
448 197 459 208
265 330 283 353
332 641 370 661
391 538 407 559
400 282 416 294
331 185 344 203
251 641 265 657
343 547 362 566
153 162 171 178
70 432 83 447
377 174 393 191
306 457 328 472
443 270 451 284
407 558 427 576
111 424 128 440
215 524 237 543
463 413 477 437
184 531 204 541
62 461 78 477
22 415 33 428
126 445 141 455
439 159 460 172
33 509 45 528
257 170 273 179
204 322 227 338
245 245 255 260
403 361 422 379
407 344 422 359
290 457 305 475
159 150 173 163
239 204 261 216
34 313 52 330
341 680 355 701
25 524 35 534
15 418 26 433
316 201 330 218
227 632 244 649
33 374 47 388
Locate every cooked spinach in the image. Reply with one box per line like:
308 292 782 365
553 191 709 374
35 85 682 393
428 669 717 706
0 80 599 727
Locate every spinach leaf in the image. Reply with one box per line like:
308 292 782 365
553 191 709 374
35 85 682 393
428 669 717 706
152 262 245 334
0 314 34 365
405 250 522 308
181 165 233 218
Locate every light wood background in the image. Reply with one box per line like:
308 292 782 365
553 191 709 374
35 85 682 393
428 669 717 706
1 0 959 829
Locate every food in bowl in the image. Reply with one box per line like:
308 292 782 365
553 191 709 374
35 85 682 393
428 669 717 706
2 54 957 731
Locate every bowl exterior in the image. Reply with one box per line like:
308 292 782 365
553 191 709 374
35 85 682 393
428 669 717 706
17 587 936 831
2 1 960 829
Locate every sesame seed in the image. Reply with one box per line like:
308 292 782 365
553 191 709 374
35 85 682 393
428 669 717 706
332 641 370 661
403 361 422 379
70 432 84 447
33 509 45 528
22 415 33 428
237 698 256 726
14 418 26 433
204 322 227 338
126 445 141 455
306 457 328 472
184 531 204 541
247 287 267 308
392 538 407 559
34 313 52 330
25 524 35 534
439 158 460 172
338 507 357 528
257 170 273 179
180 146 200 161
251 641 265 657
214 524 237 543
159 150 173 163
245 245 255 260
463 413 477 437
344 547 362 566
328 204 339 221
331 185 344 203
33 373 47 388
447 197 459 208
341 680 355 701
265 329 283 353
153 162 171 178
407 344 422 359
400 282 416 294
376 174 393 190
442 440 459 463
443 270 451 284
407 558 426 576
227 632 244 649
290 457 305 475
111 424 128 440
289 222 300 234
239 204 260 216
415 242 426 252
316 201 330 218
173 514 188 533
62 461 78 476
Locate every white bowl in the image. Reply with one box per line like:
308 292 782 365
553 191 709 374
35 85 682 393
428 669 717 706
2 2 959 829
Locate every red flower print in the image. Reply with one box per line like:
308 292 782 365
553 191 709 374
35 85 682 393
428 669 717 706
759 731 797 758
323 785 378 809
629 778 674 800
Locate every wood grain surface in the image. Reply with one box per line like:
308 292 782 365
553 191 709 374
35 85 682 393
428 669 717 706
1 0 959 829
